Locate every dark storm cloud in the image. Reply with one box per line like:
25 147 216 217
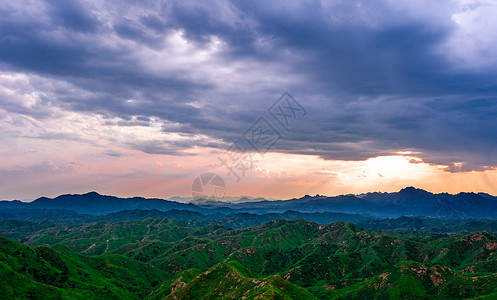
46 0 100 33
228 0 495 96
0 0 212 124
1 0 496 171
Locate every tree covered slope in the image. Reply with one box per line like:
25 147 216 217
3 219 497 298
146 261 316 300
0 236 167 299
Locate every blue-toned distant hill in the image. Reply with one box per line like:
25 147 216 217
361 187 497 218
1 187 497 219
214 187 497 219
220 187 497 218
0 192 209 215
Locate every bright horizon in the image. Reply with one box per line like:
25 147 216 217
9 183 497 203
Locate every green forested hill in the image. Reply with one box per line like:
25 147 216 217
328 260 497 299
145 261 316 300
0 236 167 299
2 219 497 299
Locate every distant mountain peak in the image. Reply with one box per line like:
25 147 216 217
398 186 430 194
400 186 424 192
84 191 102 196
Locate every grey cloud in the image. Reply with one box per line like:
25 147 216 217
0 0 496 172
46 0 100 33
101 149 128 157
127 140 197 156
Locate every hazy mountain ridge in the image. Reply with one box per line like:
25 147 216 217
2 187 497 219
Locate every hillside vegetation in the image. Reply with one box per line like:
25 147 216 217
2 218 497 298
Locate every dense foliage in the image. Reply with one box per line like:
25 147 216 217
2 216 497 298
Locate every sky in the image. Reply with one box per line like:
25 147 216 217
1 0 497 201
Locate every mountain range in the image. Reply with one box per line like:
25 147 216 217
3 218 497 298
3 187 497 298
2 187 497 219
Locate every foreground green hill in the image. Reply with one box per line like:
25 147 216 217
330 261 497 299
0 236 167 299
3 218 497 298
146 261 316 300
